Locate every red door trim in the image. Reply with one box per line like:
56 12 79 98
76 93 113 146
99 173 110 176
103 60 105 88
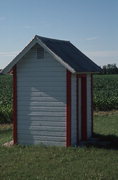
66 70 71 147
81 75 87 141
13 65 17 144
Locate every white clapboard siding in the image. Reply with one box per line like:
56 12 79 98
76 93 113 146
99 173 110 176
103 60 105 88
17 67 65 73
17 71 65 77
17 86 66 91
18 135 66 142
17 81 66 87
17 130 65 137
17 126 66 132
17 111 66 116
17 45 66 146
17 77 65 82
18 60 63 67
18 121 66 127
17 101 65 107
17 106 66 112
87 74 92 138
17 91 66 97
16 116 66 121
17 139 65 146
71 74 77 146
17 96 66 102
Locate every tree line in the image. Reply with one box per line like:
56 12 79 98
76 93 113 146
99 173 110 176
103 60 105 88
102 64 118 74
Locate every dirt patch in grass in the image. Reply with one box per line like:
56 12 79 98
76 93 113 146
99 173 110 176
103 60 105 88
94 110 118 116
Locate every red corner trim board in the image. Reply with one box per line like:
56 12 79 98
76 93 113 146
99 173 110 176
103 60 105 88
91 74 93 136
76 74 79 145
81 74 87 141
66 70 71 147
13 65 17 144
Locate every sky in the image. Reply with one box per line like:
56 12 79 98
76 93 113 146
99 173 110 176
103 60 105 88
0 0 118 69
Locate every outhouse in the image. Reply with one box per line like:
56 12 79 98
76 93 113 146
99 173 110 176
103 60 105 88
1 35 101 146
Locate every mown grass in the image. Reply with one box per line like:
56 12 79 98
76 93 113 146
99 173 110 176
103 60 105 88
0 112 118 180
0 124 12 145
94 111 118 136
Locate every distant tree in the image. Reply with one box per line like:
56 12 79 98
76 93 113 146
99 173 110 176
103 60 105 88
102 65 107 74
102 63 118 74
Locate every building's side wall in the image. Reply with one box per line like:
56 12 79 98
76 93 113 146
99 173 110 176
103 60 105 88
71 74 77 146
16 45 66 146
87 74 92 138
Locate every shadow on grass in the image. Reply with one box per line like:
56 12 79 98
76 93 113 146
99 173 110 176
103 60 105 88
85 133 118 150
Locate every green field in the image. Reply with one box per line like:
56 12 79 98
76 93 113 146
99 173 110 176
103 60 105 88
0 111 118 180
0 74 118 123
0 75 12 123
94 74 118 111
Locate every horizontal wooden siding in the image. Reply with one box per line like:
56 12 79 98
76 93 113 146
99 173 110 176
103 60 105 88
17 45 66 146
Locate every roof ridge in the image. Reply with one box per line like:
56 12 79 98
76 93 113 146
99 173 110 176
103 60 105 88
35 35 70 42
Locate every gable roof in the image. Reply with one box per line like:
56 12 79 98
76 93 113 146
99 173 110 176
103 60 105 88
1 35 101 74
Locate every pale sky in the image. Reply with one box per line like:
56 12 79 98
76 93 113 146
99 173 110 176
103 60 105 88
0 0 118 69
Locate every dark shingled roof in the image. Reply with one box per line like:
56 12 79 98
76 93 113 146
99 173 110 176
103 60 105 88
36 35 101 72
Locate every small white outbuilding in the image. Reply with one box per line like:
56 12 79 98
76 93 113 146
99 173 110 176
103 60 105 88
2 35 101 146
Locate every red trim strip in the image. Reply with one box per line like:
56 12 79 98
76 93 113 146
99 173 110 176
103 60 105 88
91 74 93 136
66 70 71 147
13 65 17 144
76 74 79 145
81 75 87 141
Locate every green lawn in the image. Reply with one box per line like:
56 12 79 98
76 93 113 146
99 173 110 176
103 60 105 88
0 112 118 180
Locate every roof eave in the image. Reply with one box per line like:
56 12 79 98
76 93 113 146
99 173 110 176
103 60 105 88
76 71 101 74
1 37 38 74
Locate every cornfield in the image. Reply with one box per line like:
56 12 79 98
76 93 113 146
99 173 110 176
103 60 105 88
0 75 12 123
94 74 118 111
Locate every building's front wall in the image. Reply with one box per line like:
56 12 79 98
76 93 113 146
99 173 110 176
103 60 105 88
17 45 66 146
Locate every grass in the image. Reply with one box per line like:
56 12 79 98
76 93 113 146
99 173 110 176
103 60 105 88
0 112 118 180
0 124 12 145
94 111 118 136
